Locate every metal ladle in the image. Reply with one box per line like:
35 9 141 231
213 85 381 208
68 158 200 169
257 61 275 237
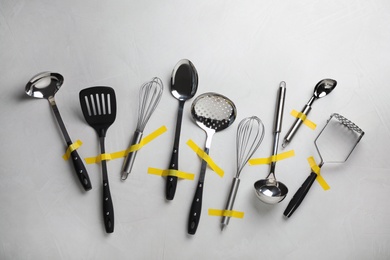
25 72 92 191
282 79 337 148
254 82 288 204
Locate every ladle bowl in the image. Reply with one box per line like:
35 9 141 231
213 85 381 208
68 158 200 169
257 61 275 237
254 178 288 204
25 72 64 99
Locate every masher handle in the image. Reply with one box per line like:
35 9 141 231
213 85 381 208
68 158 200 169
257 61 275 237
283 171 317 218
283 104 312 147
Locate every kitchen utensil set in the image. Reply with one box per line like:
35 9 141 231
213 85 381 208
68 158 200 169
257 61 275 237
25 64 363 234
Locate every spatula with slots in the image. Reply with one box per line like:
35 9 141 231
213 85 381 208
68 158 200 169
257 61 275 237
79 86 117 233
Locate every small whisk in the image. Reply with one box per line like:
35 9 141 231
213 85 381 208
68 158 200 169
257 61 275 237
221 116 265 230
122 77 163 180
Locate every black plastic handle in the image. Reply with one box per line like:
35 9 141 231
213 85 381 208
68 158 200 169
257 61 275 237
283 171 317 218
165 101 185 200
166 148 179 200
103 179 114 233
70 150 92 191
187 181 204 235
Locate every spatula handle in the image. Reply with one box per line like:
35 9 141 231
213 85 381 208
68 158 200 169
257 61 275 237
283 171 317 218
69 149 92 191
102 177 114 233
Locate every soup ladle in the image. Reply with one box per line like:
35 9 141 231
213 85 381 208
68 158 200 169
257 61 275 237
25 72 92 191
254 82 288 204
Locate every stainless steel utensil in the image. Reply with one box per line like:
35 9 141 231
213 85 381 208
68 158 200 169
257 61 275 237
25 72 92 191
188 92 237 235
166 59 198 200
122 77 163 180
254 82 288 204
79 86 117 233
221 116 265 231
282 79 337 148
283 113 364 218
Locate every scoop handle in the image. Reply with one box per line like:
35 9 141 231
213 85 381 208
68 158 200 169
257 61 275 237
283 104 312 147
188 180 204 235
69 149 92 191
283 171 317 218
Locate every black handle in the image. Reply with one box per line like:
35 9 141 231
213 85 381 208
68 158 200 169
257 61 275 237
283 171 317 218
99 137 114 233
69 150 92 191
187 181 204 235
103 179 114 233
165 101 185 200
166 147 179 200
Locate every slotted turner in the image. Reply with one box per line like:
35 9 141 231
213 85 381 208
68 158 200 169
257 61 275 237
79 87 117 233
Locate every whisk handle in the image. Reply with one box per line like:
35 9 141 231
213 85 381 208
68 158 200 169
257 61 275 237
188 180 204 235
221 177 240 229
283 171 317 218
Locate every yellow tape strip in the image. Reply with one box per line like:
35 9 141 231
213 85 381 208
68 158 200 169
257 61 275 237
147 167 195 180
186 139 224 177
84 125 167 164
291 109 317 130
62 140 83 160
126 125 167 154
307 156 330 190
248 150 295 165
208 209 245 219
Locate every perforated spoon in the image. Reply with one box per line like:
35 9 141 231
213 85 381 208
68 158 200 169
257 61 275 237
187 92 237 235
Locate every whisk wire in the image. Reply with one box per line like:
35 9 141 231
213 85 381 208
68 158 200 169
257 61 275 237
236 116 265 177
137 77 163 131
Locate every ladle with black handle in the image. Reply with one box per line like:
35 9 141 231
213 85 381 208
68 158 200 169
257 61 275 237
25 72 92 191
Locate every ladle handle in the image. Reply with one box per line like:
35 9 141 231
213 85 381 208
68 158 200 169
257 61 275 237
69 148 92 191
283 171 317 218
188 180 204 235
51 100 92 191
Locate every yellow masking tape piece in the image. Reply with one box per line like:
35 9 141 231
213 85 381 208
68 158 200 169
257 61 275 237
186 139 224 177
291 110 317 130
147 167 195 180
84 126 167 164
248 150 295 165
126 125 167 154
62 140 83 160
307 156 330 190
85 153 112 164
208 209 245 219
